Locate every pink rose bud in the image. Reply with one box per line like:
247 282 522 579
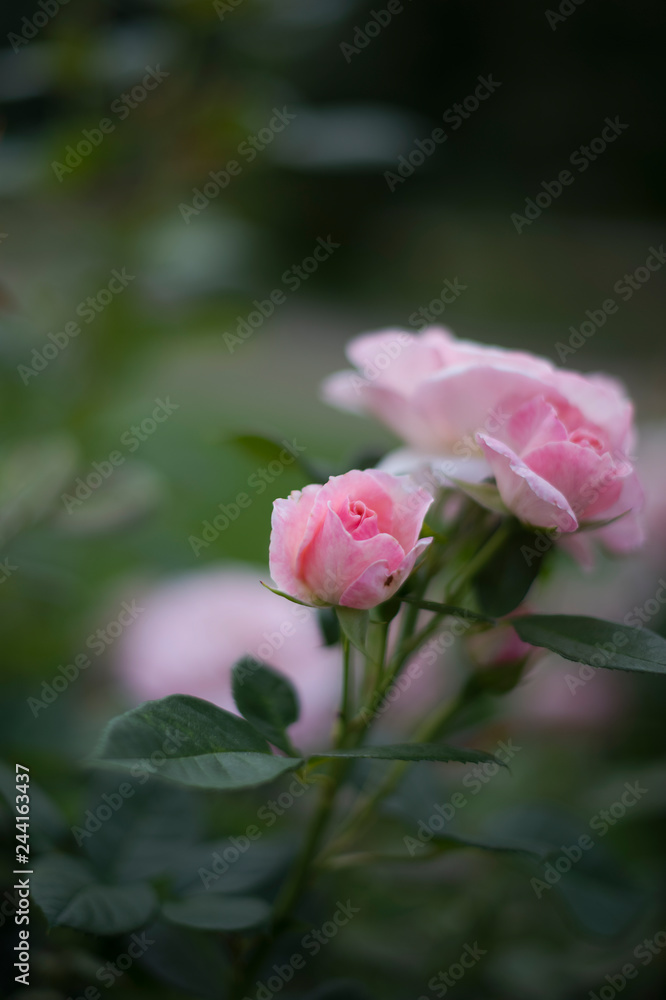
269 469 433 609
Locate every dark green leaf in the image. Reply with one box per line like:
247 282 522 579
173 836 295 896
512 615 666 675
318 607 341 646
138 920 230 1000
230 434 319 479
232 659 299 753
432 831 552 860
310 743 506 767
474 522 552 617
401 595 496 624
91 695 303 790
31 854 157 934
163 893 270 931
83 781 201 882
336 606 369 654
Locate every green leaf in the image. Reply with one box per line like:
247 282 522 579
401 595 496 624
511 615 666 675
139 921 231 1000
474 521 551 617
91 695 303 790
432 831 552 860
232 659 299 754
163 893 270 931
260 581 315 607
173 837 294 896
230 434 320 479
31 854 157 934
336 606 369 655
449 477 509 515
84 782 201 882
310 743 506 767
317 607 341 646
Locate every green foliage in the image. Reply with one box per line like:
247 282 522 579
336 606 370 654
473 521 551 616
512 615 666 674
91 694 303 790
32 854 157 934
232 658 300 754
163 893 270 931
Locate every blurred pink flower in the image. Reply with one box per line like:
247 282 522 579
114 566 341 749
323 327 643 552
467 618 533 670
508 661 627 732
269 469 432 609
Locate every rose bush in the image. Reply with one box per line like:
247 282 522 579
269 468 432 609
322 327 643 550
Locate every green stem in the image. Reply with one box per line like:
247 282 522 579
340 634 352 732
320 688 466 862
446 518 511 605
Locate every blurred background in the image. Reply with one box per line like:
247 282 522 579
1 0 666 997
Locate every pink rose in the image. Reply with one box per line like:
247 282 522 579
477 396 643 542
114 566 341 750
269 469 432 609
322 327 643 551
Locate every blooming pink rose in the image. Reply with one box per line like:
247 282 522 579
269 469 432 609
322 327 642 551
477 395 643 541
114 566 340 749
